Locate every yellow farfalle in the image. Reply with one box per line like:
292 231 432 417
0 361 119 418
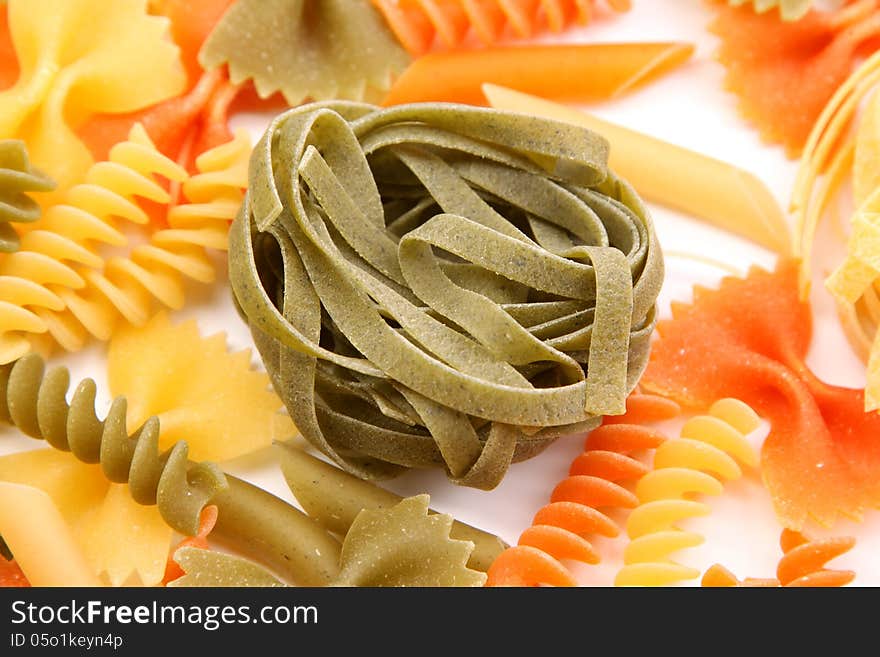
0 0 186 194
0 449 171 586
108 312 296 462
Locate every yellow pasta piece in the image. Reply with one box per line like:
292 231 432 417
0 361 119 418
854 89 880 207
615 399 760 587
0 449 172 586
0 481 100 587
484 84 790 254
0 0 186 194
108 312 295 462
77 484 171 587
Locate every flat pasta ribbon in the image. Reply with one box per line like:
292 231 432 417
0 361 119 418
230 101 663 490
641 259 880 529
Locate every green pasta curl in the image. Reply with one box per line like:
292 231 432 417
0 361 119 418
0 140 55 253
0 354 226 536
230 101 663 490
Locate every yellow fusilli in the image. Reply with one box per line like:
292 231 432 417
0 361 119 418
615 399 761 586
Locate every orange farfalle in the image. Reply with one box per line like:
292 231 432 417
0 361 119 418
710 0 880 157
641 259 880 528
162 505 219 585
0 558 30 588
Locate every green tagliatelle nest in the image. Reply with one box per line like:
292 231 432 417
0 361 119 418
230 101 663 490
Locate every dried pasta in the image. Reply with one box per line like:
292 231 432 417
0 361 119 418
172 495 487 587
615 399 760 587
484 84 791 254
382 42 695 106
0 353 226 537
486 392 676 587
640 260 880 528
199 0 410 105
230 101 663 490
0 140 55 253
710 0 880 156
336 495 486 587
794 52 880 409
702 529 856 587
0 481 100 586
727 0 815 21
372 0 632 55
277 441 506 572
0 0 186 193
776 529 856 586
29 126 248 355
108 312 295 462
0 124 187 359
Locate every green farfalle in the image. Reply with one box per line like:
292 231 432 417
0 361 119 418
170 494 486 587
336 494 486 587
168 548 286 588
277 441 506 572
0 140 55 253
230 101 663 490
727 0 814 21
199 0 410 104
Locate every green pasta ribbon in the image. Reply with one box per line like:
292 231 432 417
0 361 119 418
0 140 55 253
230 101 663 490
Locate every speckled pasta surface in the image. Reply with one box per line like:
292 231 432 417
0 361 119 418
0 354 226 536
230 101 663 489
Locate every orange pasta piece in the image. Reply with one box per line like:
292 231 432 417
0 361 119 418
711 0 880 157
149 0 236 84
485 393 671 587
372 0 631 56
381 42 695 106
0 558 29 588
79 0 240 173
162 505 219 585
0 7 17 92
703 529 855 586
777 529 856 586
641 259 880 528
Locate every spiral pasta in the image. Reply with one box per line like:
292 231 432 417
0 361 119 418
702 529 856 587
0 140 55 253
372 0 632 55
231 101 663 490
777 529 856 587
486 392 676 586
0 124 187 357
615 398 761 586
32 127 248 354
0 353 226 536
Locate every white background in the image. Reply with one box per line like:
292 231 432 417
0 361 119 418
2 0 877 586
